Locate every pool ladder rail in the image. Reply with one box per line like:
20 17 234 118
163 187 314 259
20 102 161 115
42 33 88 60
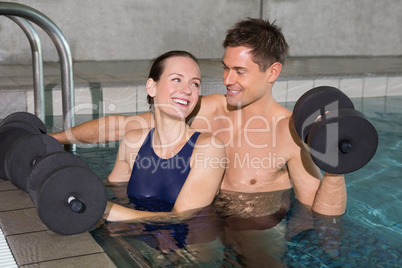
0 2 76 152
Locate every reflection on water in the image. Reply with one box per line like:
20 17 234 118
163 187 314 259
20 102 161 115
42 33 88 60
94 182 225 267
93 182 402 268
93 182 292 267
94 206 225 267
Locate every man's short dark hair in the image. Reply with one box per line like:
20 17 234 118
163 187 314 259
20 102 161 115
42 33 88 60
223 18 289 71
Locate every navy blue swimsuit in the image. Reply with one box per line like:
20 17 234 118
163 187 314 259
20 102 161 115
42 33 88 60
127 128 201 212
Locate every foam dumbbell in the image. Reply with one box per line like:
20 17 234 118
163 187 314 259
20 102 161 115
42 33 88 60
0 112 64 189
291 86 378 174
0 111 47 133
0 112 107 235
0 112 48 180
5 134 64 191
27 151 107 235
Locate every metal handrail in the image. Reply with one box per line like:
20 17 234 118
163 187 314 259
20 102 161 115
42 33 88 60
0 2 76 151
6 16 45 121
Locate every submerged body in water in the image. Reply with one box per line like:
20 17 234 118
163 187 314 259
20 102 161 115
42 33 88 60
96 182 297 267
214 189 291 267
93 179 401 267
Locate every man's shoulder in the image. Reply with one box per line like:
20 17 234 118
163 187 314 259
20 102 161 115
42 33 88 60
259 101 292 123
200 94 227 110
273 102 292 116
189 94 227 126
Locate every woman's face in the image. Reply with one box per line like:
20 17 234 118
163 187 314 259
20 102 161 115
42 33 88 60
148 56 201 119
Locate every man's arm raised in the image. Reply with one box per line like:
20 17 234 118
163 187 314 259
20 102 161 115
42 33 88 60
49 112 153 144
287 148 346 216
311 173 346 216
287 117 346 216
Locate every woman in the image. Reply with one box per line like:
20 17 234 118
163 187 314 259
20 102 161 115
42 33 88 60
104 51 226 222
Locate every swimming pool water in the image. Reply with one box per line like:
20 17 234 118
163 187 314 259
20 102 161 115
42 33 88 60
66 97 402 267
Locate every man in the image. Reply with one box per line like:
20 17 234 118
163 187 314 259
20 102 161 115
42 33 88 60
51 18 346 216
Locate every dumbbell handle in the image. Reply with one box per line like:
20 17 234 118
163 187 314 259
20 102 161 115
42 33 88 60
67 196 86 213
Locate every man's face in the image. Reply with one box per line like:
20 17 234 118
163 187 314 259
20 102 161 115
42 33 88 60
222 46 271 108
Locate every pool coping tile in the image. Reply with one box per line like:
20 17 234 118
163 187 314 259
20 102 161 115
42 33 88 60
0 179 116 267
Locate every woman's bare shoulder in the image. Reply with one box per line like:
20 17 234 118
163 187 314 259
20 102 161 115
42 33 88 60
124 128 152 149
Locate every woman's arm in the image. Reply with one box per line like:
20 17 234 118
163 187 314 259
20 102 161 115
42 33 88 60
107 136 131 183
108 129 148 183
105 133 226 222
49 113 153 144
172 133 226 212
